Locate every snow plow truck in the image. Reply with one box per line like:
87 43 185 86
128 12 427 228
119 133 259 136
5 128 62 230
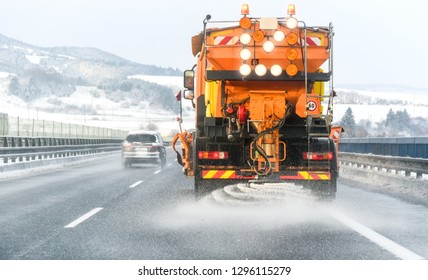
172 4 342 199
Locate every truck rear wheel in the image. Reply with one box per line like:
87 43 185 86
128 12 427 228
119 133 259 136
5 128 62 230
195 176 234 198
310 177 337 201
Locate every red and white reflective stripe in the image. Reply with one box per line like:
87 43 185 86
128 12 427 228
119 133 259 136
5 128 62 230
305 36 322 46
214 36 239 45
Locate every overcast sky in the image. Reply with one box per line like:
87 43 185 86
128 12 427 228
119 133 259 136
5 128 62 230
1 0 428 90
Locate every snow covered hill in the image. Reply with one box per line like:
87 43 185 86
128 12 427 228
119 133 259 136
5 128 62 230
1 73 428 137
1 33 427 138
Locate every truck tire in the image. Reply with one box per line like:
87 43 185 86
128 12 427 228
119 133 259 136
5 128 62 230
310 177 336 201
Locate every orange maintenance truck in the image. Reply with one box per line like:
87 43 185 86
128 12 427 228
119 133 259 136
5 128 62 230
173 4 341 199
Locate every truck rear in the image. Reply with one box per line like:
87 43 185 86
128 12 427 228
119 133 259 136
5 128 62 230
173 4 341 199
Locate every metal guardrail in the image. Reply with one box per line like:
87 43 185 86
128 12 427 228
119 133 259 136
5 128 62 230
0 137 123 165
0 113 128 139
339 137 428 159
339 152 428 179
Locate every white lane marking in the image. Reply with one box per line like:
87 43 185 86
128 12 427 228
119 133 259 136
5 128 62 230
329 211 424 260
64 207 104 228
154 170 161 174
167 163 172 167
129 180 143 188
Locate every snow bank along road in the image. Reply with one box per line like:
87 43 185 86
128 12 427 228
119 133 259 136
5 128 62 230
0 147 427 260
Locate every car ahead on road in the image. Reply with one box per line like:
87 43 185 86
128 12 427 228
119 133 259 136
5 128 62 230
122 131 166 168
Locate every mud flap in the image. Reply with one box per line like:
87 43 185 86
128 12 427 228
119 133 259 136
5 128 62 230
171 133 184 166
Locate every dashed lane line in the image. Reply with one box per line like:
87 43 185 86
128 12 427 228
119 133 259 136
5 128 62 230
154 170 161 174
329 211 424 260
64 207 103 228
129 180 143 188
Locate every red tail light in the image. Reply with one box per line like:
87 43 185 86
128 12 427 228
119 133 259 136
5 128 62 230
150 144 162 152
198 151 229 160
123 142 132 151
303 152 333 160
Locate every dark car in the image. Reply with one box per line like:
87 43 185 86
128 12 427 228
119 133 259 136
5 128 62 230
122 131 166 168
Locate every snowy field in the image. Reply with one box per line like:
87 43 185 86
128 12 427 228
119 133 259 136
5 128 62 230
1 74 428 138
0 74 195 138
334 88 428 122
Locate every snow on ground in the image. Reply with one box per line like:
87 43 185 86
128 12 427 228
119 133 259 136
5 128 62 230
0 152 119 181
339 88 428 105
0 75 194 137
25 54 47 64
334 103 428 123
1 75 428 138
128 74 182 89
335 88 428 122
0 72 11 78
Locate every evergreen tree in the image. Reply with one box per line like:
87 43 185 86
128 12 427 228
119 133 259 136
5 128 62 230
396 109 411 130
8 77 21 96
27 78 42 101
385 109 396 129
340 107 356 136
385 109 411 136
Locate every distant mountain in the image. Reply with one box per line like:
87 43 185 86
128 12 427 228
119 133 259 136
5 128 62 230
0 33 180 83
0 33 181 113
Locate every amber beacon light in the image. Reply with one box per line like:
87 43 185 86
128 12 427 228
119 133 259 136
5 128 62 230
241 4 250 15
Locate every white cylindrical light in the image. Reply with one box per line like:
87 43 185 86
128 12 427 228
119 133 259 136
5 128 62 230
240 48 251 60
255 64 267 76
239 64 251 76
240 33 252 45
273 30 285 42
263 40 275 53
286 17 298 29
270 64 283 76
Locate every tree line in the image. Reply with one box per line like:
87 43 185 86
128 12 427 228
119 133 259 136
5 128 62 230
339 107 428 137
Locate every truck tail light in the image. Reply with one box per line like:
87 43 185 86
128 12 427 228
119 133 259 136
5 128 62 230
198 151 229 160
303 152 333 161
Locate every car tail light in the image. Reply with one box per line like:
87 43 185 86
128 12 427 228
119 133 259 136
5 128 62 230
150 144 162 152
123 142 132 151
198 151 229 160
303 152 333 160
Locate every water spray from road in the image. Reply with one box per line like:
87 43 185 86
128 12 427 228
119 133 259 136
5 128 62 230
156 183 335 232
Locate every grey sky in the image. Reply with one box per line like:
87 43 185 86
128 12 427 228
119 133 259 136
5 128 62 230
1 0 427 89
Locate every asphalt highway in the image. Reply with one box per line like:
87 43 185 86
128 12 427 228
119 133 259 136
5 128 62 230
0 148 427 260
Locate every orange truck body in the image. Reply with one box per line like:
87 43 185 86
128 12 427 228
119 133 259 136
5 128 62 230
173 6 340 198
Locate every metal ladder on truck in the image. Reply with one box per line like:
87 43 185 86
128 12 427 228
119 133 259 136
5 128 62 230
303 23 335 176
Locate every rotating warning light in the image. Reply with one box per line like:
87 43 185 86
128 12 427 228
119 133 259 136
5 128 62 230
240 64 251 76
273 30 285 42
241 4 250 15
270 64 283 76
288 4 296 15
240 48 251 60
240 33 252 45
255 64 267 76
263 40 275 53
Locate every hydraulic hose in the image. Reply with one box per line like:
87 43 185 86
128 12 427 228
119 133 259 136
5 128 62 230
253 105 294 176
